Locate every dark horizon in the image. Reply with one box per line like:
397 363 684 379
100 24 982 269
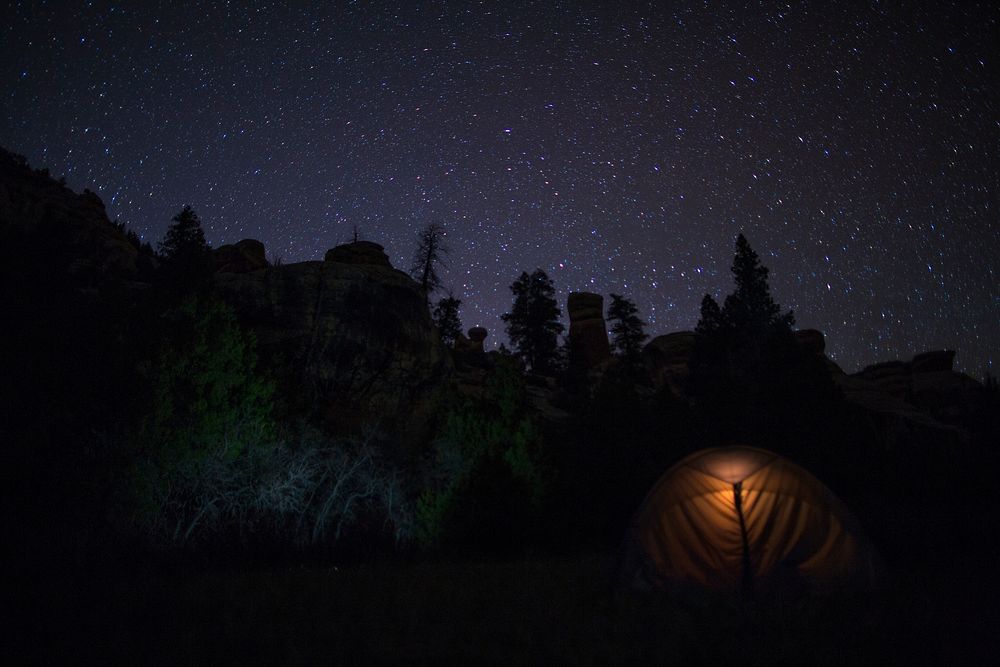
2 1 997 374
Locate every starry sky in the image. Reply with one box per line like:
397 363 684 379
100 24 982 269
2 1 997 374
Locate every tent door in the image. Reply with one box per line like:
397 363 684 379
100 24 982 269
733 481 753 596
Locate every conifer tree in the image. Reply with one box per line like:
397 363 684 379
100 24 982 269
695 294 724 336
694 234 794 348
722 233 794 333
690 234 815 445
432 295 463 347
607 293 648 363
501 269 564 374
158 205 213 291
159 205 208 260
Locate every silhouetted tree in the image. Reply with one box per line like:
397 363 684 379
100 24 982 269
501 269 564 374
158 205 213 291
695 293 724 336
722 233 795 333
607 294 648 363
159 205 208 260
416 355 544 552
410 223 447 300
690 234 838 454
693 234 795 379
433 295 462 347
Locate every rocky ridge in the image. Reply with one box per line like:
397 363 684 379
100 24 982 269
212 240 451 442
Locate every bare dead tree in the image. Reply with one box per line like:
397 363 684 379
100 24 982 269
410 222 448 301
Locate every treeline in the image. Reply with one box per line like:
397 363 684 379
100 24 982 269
411 222 649 371
4 189 842 565
8 151 995 570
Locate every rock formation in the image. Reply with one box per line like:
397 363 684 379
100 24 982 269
642 331 696 395
567 292 610 370
794 329 826 355
213 241 450 443
323 240 392 267
215 239 268 274
0 147 137 283
841 349 982 430
639 324 980 447
454 326 488 355
794 328 844 374
467 326 488 352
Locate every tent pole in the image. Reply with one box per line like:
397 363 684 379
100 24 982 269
733 481 753 597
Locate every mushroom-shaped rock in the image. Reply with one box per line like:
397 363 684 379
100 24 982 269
324 241 392 267
467 326 488 352
454 327 488 354
567 292 610 369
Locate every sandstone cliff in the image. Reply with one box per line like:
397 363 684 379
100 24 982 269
212 240 451 442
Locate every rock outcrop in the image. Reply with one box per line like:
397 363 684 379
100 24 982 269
213 241 449 443
794 328 845 374
455 326 488 355
794 329 826 355
215 239 268 274
642 331 696 396
841 349 982 431
567 292 610 370
323 240 392 267
638 324 979 446
0 148 137 283
468 326 488 350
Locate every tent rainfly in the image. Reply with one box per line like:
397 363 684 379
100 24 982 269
622 446 878 593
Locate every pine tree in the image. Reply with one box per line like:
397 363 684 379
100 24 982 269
695 294 724 336
410 223 448 300
432 295 463 347
159 205 208 261
607 293 648 363
694 234 793 349
501 269 564 374
691 234 809 444
158 205 212 291
722 233 794 333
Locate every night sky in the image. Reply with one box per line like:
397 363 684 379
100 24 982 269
3 1 997 374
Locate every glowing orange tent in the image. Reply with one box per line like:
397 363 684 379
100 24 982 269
622 446 877 592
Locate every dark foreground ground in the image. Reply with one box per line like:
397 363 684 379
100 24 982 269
16 545 998 666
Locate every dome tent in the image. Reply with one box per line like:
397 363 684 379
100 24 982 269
622 446 877 593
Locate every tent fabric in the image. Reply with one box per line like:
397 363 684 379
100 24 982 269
626 446 875 591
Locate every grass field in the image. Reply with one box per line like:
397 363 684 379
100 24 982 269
20 546 997 665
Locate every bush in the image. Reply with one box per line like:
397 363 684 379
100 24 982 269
137 428 413 550
129 297 414 552
136 296 275 481
416 358 545 551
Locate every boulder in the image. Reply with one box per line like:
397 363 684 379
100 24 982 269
324 240 392 267
215 238 268 274
567 292 610 370
794 329 826 355
454 326 487 354
468 326 488 347
642 331 696 395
